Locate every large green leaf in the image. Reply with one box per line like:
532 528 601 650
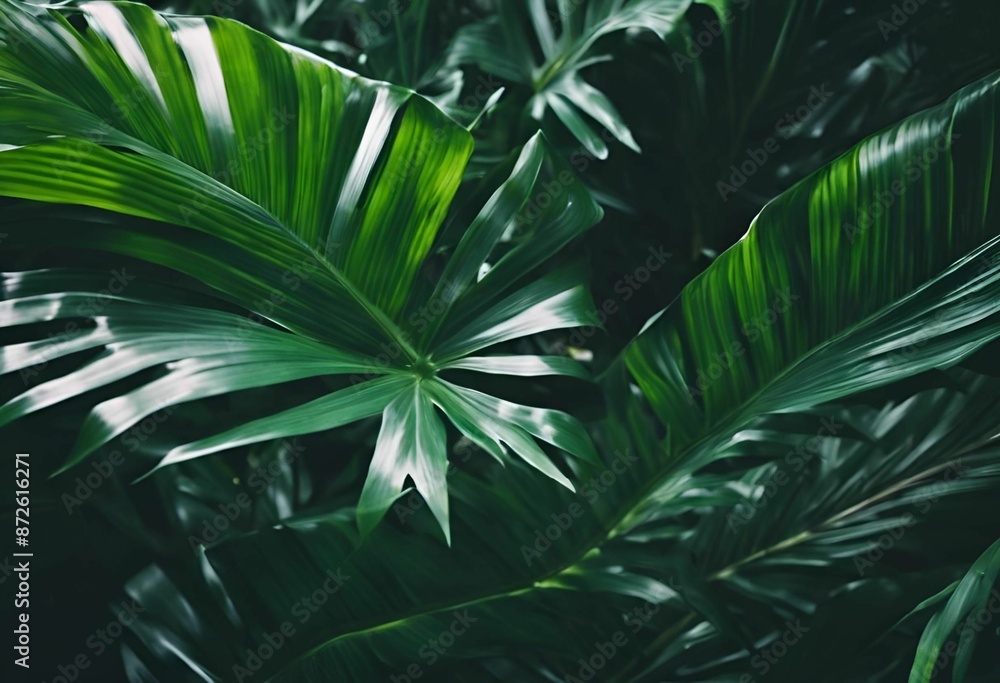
618 0 1000 259
624 69 1000 462
116 367 1000 682
113 69 1000 681
0 0 603 539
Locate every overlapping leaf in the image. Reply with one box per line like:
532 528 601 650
909 536 1000 683
115 67 1000 681
0 0 602 539
449 0 690 157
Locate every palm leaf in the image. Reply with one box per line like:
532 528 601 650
114 68 1000 680
116 368 1000 682
449 0 691 157
909 536 1000 683
0 0 603 539
624 68 1000 467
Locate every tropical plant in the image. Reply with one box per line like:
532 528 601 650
448 0 689 157
1 1 1000 682
0 0 608 544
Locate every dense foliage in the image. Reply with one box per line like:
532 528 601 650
2 0 1000 681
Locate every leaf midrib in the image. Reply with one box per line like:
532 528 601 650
10 51 427 365
611 444 1000 682
272 237 1000 677
158 139 425 365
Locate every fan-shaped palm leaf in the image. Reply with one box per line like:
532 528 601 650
0 0 603 541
